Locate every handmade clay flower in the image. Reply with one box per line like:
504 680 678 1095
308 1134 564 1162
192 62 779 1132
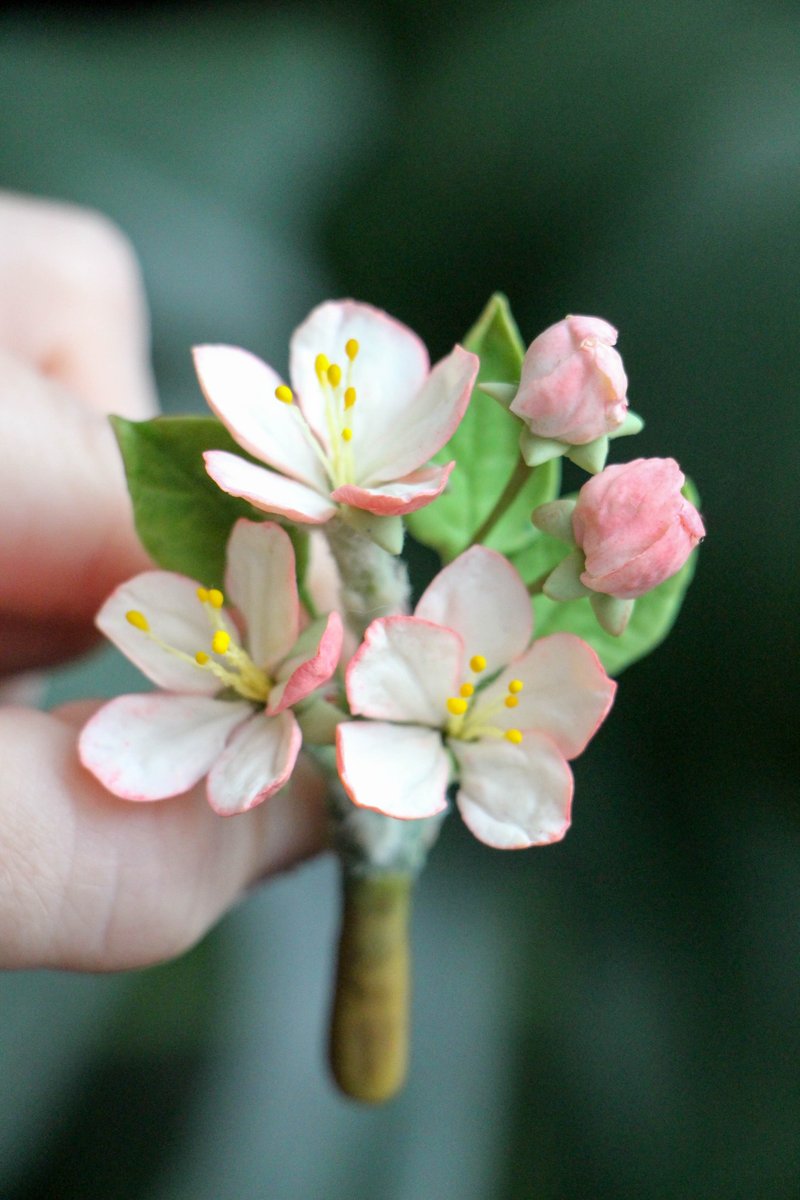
572 457 705 599
196 300 478 527
336 546 615 849
79 520 342 815
532 456 705 635
478 315 641 473
511 315 628 444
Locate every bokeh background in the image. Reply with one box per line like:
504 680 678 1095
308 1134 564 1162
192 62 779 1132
1 2 798 1196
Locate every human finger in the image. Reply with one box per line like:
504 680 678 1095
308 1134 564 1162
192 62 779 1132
0 192 156 419
0 703 327 970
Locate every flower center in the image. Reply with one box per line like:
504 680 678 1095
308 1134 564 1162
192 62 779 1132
444 652 524 744
125 586 271 704
273 337 361 490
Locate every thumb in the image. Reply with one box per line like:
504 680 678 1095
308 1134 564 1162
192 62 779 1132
0 703 328 970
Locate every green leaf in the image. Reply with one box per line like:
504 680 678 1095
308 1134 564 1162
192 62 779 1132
405 293 560 561
111 415 257 584
526 479 703 675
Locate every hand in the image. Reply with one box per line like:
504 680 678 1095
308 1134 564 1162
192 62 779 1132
0 193 325 970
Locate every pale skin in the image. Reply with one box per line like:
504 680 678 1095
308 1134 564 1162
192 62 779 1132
0 193 326 971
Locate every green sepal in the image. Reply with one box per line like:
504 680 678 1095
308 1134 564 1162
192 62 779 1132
519 429 567 468
542 551 592 601
343 509 405 555
590 594 635 637
567 435 609 474
111 414 262 584
531 499 576 544
406 294 560 561
613 410 645 438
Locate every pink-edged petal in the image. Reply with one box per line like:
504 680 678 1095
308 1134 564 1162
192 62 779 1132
79 693 252 801
331 461 454 516
268 611 343 713
451 733 573 849
97 571 237 694
304 533 359 667
289 300 430 454
346 616 462 725
304 530 342 614
206 708 301 816
415 545 533 673
192 344 329 491
204 450 337 524
360 345 478 485
336 720 450 819
224 519 299 669
486 633 616 759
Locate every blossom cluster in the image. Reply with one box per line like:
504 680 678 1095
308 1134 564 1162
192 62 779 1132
80 300 704 851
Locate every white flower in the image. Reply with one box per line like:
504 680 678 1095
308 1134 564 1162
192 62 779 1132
336 546 616 849
79 520 342 815
195 299 478 525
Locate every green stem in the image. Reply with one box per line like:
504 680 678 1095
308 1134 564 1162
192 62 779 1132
324 516 410 642
470 454 531 547
329 872 412 1104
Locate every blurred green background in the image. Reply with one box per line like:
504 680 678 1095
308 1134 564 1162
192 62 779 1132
1 2 798 1196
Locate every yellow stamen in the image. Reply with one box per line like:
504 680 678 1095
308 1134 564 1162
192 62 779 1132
342 427 353 443
327 363 342 388
207 589 224 609
470 654 487 673
504 696 519 709
459 682 474 698
508 679 524 694
212 630 231 655
125 610 149 632
446 697 468 716
195 651 210 665
505 729 523 745
275 384 293 404
315 353 330 379
196 587 209 603
345 338 359 361
344 386 357 409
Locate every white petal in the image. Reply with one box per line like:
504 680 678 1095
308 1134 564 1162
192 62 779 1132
336 721 450 819
206 709 301 815
192 344 329 491
289 300 430 459
224 520 299 670
204 451 337 523
452 734 573 849
359 345 478 485
487 633 616 759
346 616 462 725
96 571 237 693
415 545 533 674
79 694 252 801
304 530 342 615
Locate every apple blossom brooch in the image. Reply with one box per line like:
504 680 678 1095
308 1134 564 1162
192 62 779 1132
81 296 704 1103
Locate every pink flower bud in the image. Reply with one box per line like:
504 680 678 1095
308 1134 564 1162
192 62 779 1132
572 458 705 599
510 315 629 445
